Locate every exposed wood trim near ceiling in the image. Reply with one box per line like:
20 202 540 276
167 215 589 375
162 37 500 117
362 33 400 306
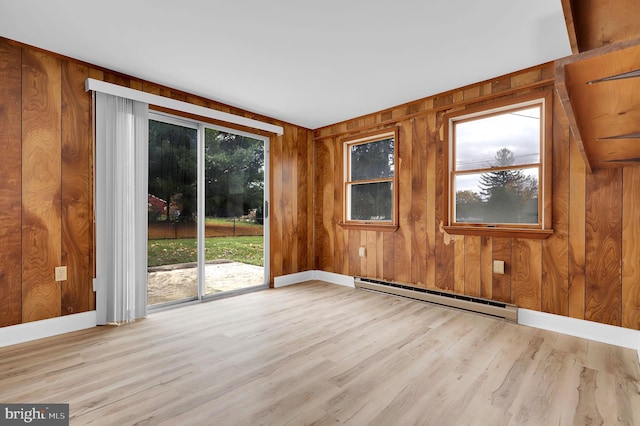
85 78 284 135
561 0 580 54
555 63 592 173
555 36 640 171
314 78 554 141
570 0 640 52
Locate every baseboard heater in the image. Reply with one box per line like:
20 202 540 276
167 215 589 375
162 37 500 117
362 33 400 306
354 277 518 322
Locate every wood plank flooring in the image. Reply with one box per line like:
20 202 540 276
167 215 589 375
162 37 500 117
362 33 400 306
1 281 639 425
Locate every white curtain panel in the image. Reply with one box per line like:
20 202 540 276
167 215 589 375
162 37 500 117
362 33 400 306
95 92 149 325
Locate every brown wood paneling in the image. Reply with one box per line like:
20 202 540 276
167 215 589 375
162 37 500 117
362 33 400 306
585 168 622 326
269 134 283 282
335 140 347 276
312 137 322 271
464 236 481 297
480 236 493 299
560 0 580 54
348 230 360 277
304 128 314 271
511 69 542 89
542 92 570 316
568 135 586 320
317 138 334 271
21 48 62 322
374 232 383 279
411 117 428 287
295 127 309 271
622 167 640 329
425 111 436 288
359 232 367 276
0 40 23 327
366 231 377 279
454 237 465 294
382 232 394 282
1 37 315 327
558 39 640 169
572 0 640 51
492 238 512 304
61 59 91 315
312 61 639 331
434 112 454 291
102 71 131 88
281 125 296 275
512 239 542 310
394 121 412 283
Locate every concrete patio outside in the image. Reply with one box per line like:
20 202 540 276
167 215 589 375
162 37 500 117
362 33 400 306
147 260 265 305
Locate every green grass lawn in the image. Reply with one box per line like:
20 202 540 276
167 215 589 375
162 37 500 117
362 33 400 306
148 236 263 267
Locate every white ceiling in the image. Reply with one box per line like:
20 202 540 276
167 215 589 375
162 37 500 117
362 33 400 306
0 0 571 129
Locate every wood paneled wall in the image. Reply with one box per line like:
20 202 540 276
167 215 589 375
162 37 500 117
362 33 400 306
0 37 314 328
314 63 640 331
270 125 315 279
570 0 640 52
0 40 92 327
3 37 639 334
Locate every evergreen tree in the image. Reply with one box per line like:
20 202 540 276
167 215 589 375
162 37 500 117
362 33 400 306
148 121 265 224
478 148 524 200
204 129 264 219
148 120 197 223
477 148 536 223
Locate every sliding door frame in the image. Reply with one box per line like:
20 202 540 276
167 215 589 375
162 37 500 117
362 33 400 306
199 122 270 301
148 111 270 308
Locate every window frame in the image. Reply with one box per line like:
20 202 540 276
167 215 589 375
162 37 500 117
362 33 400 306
340 129 399 232
443 91 553 239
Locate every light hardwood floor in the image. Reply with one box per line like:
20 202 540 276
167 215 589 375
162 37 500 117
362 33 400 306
1 281 639 425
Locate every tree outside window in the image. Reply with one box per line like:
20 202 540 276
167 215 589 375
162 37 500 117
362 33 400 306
447 92 552 234
343 130 398 229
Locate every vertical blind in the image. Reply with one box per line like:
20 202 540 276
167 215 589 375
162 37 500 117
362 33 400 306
94 92 149 324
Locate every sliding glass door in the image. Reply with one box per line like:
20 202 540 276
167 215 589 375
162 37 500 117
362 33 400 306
147 117 198 305
203 128 266 296
147 113 268 307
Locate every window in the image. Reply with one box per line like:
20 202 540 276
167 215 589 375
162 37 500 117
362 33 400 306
445 92 553 238
342 130 398 230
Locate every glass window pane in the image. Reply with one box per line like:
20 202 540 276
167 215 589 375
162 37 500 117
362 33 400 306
147 119 198 306
204 128 265 294
455 106 540 171
454 167 539 224
350 138 394 181
348 181 393 221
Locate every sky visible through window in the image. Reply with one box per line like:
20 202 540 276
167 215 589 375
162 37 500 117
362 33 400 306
454 106 540 193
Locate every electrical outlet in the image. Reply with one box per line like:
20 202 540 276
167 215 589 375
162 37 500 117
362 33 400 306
55 266 67 282
493 260 505 275
358 246 366 257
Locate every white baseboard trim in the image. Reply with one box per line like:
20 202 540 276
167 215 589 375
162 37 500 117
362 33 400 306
312 271 355 288
0 311 97 348
518 309 640 363
274 270 355 288
273 271 315 288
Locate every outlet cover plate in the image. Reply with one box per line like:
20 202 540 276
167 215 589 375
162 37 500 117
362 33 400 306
493 260 505 275
55 266 67 281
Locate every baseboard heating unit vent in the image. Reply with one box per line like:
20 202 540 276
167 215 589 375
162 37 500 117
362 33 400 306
354 277 518 322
